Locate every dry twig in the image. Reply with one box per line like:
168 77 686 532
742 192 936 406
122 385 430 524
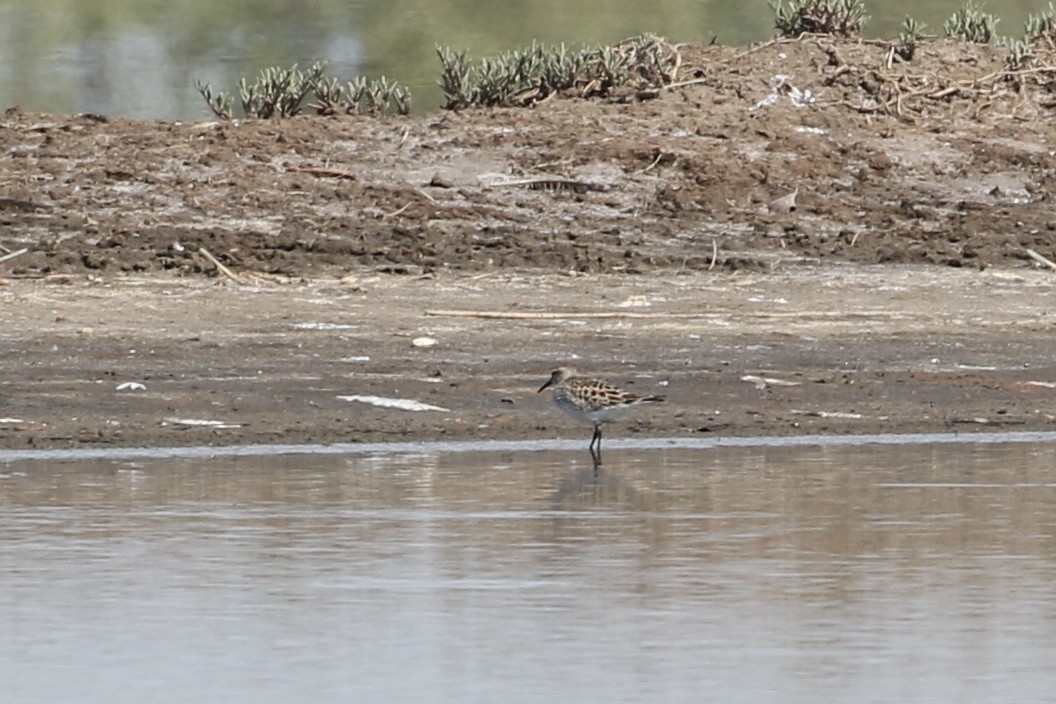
487 178 607 193
1025 248 1056 271
664 77 710 91
724 37 787 63
425 309 900 320
198 247 242 284
0 248 29 265
635 152 665 174
384 203 412 218
286 165 356 180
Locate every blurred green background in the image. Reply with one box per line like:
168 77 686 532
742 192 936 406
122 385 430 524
0 0 1043 119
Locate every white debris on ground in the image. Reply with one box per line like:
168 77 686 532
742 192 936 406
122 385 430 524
116 382 146 391
741 375 802 390
338 395 449 412
750 75 816 111
162 418 243 428
291 322 359 330
617 296 652 308
790 410 864 419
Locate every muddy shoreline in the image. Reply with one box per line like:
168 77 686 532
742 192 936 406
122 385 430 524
3 267 1055 451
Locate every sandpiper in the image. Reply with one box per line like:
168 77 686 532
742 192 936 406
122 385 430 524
537 367 664 460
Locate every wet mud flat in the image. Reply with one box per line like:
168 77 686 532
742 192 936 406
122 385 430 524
2 266 1055 450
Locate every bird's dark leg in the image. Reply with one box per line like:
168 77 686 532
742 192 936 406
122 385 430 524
589 424 602 465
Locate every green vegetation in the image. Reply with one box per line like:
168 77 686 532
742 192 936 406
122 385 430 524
763 0 1052 73
188 1 1056 119
943 1 1000 43
769 0 868 38
1004 36 1034 69
196 62 411 120
1024 1 1056 42
895 17 928 60
1004 2 1056 69
436 35 678 109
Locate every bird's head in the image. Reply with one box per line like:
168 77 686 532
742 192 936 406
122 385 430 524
538 367 576 393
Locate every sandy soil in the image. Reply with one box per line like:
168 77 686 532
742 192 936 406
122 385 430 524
2 37 1056 450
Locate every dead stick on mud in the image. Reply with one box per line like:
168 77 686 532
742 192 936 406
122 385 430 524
1025 248 1056 272
428 310 702 320
636 152 664 174
664 77 710 91
725 37 783 62
286 165 356 180
0 247 29 265
708 239 718 271
425 309 902 320
488 178 606 192
198 247 242 284
384 203 412 218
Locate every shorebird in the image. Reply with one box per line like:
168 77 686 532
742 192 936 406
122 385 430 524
538 367 664 461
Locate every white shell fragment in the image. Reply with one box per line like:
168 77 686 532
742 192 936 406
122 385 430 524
741 375 802 390
790 410 864 419
769 189 798 214
162 418 243 428
338 395 449 412
116 382 147 391
292 322 359 330
750 75 815 112
617 296 652 308
411 337 437 348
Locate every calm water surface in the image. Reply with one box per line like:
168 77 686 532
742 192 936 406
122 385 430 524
3 442 1056 703
0 0 1042 118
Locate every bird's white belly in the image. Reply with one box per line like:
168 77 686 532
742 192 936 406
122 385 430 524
553 391 629 424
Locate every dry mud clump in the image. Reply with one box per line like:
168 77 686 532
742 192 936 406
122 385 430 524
2 37 1056 278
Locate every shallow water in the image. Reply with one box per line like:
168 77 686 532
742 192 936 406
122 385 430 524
0 0 1037 119
3 441 1056 703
